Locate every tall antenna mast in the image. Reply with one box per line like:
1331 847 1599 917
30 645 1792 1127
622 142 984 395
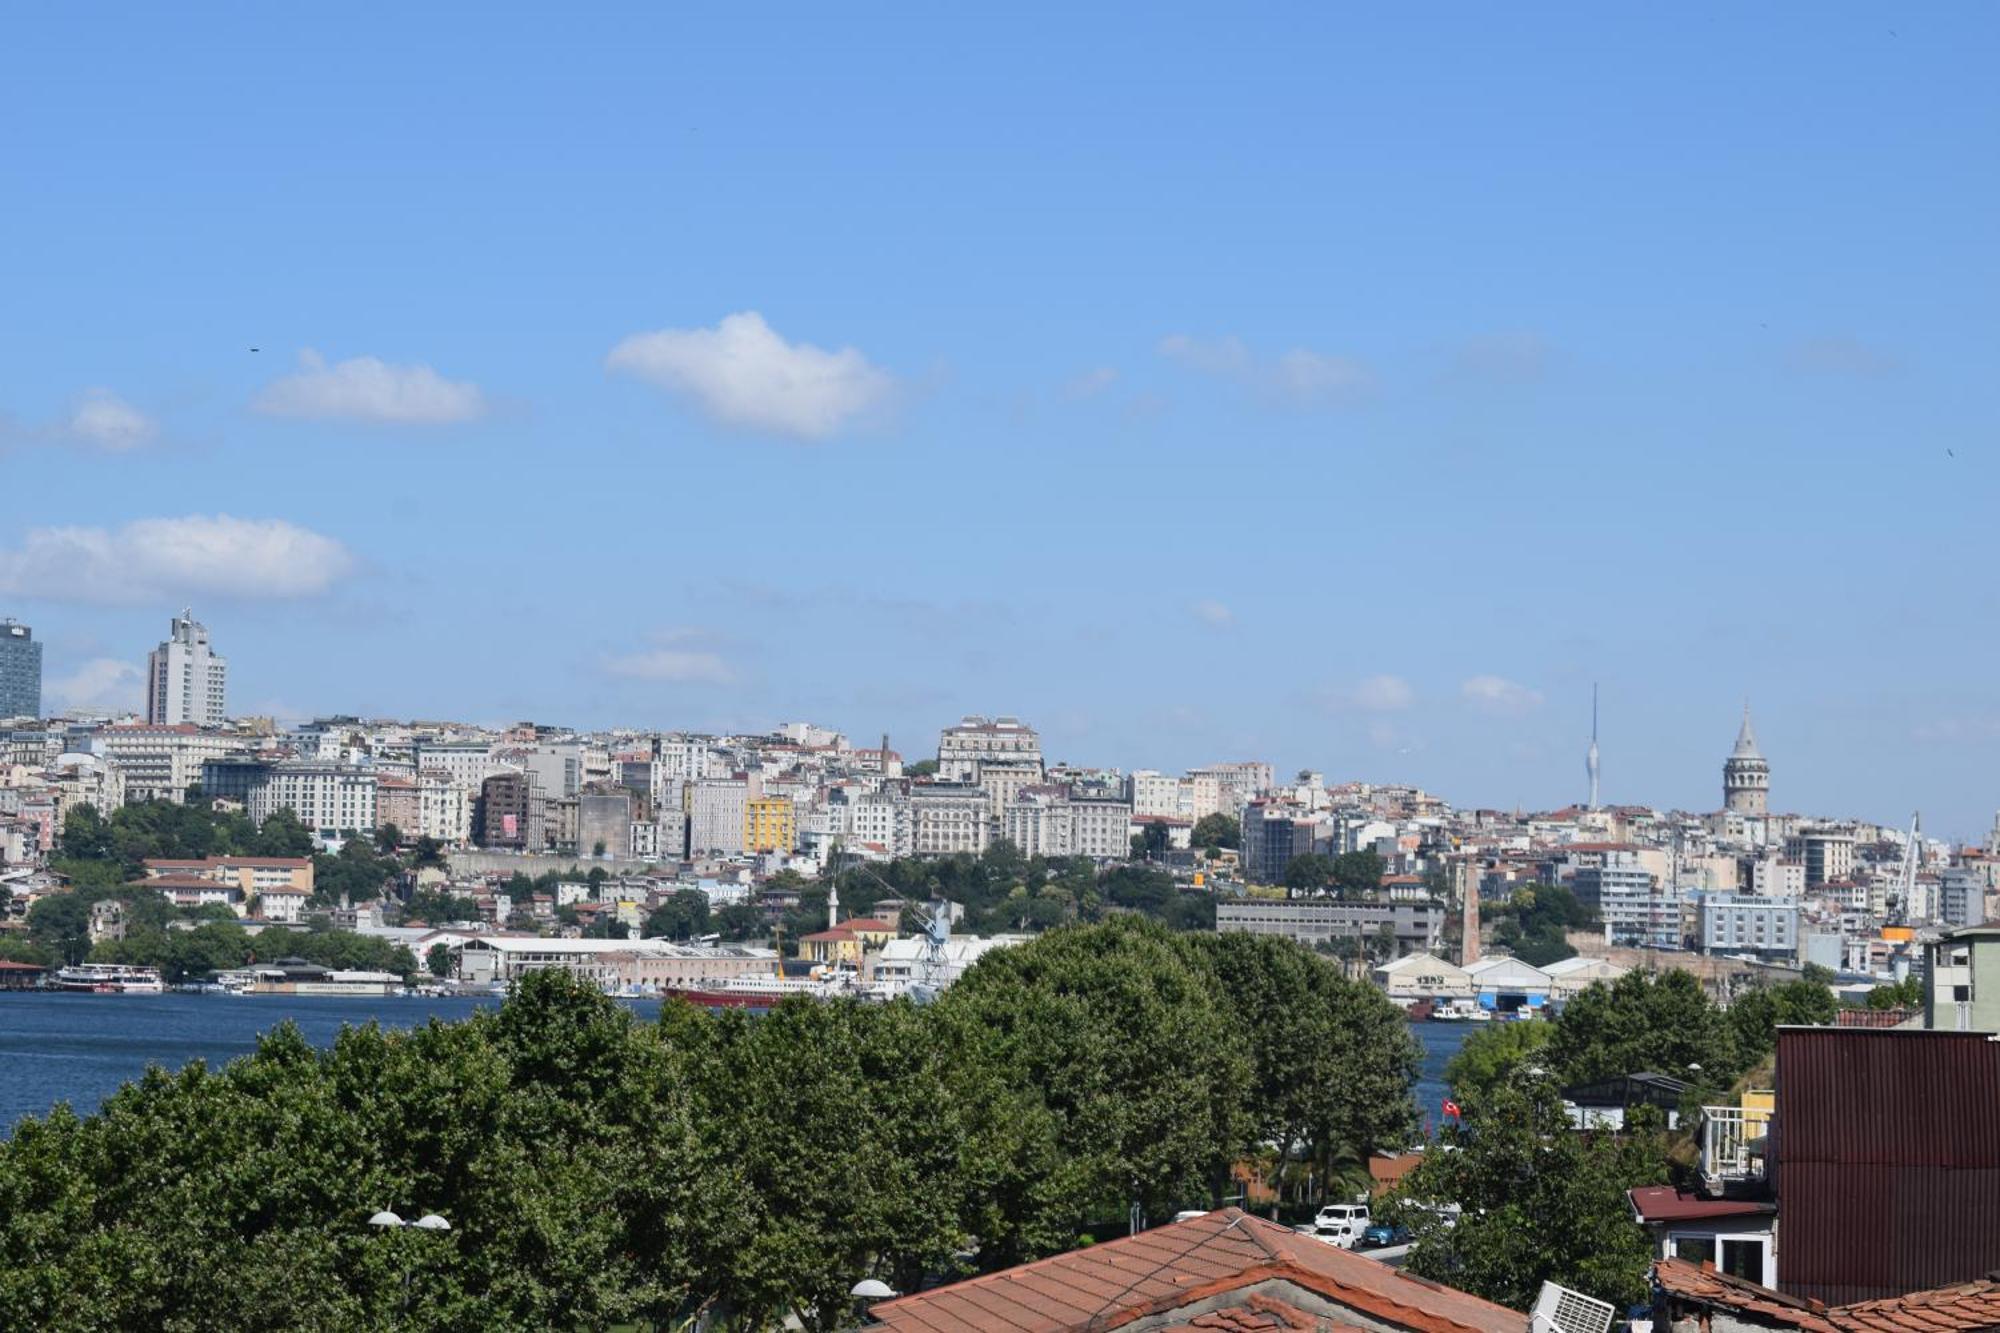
1585 683 1601 812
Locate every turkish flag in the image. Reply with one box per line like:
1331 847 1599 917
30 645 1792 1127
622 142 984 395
1442 1098 1462 1118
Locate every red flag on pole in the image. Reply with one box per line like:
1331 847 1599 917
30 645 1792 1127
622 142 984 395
1442 1098 1462 1119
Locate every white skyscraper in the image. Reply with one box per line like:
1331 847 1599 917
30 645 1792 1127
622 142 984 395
146 609 228 726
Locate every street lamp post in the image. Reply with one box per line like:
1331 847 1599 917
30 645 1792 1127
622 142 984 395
850 1277 899 1328
368 1209 451 1323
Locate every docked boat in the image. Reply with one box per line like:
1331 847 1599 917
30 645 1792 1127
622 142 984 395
664 969 872 1012
51 963 166 994
214 961 403 996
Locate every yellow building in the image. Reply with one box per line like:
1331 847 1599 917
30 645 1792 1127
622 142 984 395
798 915 900 967
745 797 796 854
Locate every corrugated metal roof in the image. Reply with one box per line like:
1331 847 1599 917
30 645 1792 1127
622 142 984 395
1776 1028 2000 1306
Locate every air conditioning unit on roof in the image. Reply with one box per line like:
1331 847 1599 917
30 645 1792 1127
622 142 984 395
1531 1281 1616 1333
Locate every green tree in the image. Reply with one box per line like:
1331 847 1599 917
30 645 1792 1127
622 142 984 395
645 889 712 941
1444 1018 1555 1105
1187 932 1419 1199
1728 978 1837 1064
1866 975 1924 1010
0 937 56 966
715 902 765 940
58 803 116 862
692 999 975 1329
27 892 93 960
404 889 480 924
313 839 398 904
1191 813 1239 851
1396 1069 1669 1309
251 809 315 859
1282 853 1335 893
409 836 447 869
426 942 453 979
373 823 402 855
1488 883 1592 967
937 917 1252 1263
1543 969 1740 1087
1330 849 1385 896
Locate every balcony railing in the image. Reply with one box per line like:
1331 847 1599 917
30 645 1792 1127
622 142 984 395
1700 1106 1770 1185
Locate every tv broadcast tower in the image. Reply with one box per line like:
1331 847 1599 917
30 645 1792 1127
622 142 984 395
1585 684 1601 811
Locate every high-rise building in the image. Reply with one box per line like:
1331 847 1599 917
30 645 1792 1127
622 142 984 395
1722 703 1769 815
0 619 42 719
146 610 227 726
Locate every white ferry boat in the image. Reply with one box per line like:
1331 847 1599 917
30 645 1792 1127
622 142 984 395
51 963 166 994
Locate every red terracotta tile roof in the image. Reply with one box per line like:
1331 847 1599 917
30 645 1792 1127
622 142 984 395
140 875 244 890
1628 1185 1776 1223
1653 1259 1834 1330
144 856 311 870
1654 1258 2000 1332
865 1208 1524 1333
1832 1279 2000 1331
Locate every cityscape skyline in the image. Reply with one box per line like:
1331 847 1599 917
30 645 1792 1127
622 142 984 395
6 7 2000 837
4 600 1988 844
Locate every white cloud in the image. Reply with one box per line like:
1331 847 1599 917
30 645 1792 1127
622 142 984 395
602 648 734 685
66 390 158 451
607 311 894 440
253 349 487 424
1332 674 1414 712
1189 598 1234 627
0 515 355 604
1461 674 1544 715
1160 333 1375 407
47 658 143 714
1061 366 1119 400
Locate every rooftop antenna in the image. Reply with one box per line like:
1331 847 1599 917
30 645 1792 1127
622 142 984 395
1585 684 1601 812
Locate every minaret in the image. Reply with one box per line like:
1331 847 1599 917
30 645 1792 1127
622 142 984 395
1723 702 1770 815
1585 684 1601 811
828 874 839 931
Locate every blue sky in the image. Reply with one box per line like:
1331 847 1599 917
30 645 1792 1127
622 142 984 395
3 5 1998 835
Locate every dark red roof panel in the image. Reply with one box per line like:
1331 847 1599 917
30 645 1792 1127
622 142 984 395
1628 1185 1775 1223
1775 1029 2000 1305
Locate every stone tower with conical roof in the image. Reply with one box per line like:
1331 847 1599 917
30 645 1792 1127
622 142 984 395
1723 703 1769 815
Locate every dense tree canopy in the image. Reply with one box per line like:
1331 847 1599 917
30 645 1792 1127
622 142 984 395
644 888 712 941
1444 1017 1555 1104
809 844 1216 948
1191 813 1239 851
1543 968 1740 1088
1396 1069 1670 1310
1484 883 1594 967
0 924 1425 1329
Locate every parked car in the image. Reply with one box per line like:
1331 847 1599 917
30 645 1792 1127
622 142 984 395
1360 1221 1411 1248
1305 1203 1371 1249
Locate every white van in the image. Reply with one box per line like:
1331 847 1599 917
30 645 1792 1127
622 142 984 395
1308 1203 1371 1249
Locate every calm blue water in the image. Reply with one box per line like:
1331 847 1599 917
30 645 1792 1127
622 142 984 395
0 992 665 1134
1412 1020 1473 1134
0 992 1471 1137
